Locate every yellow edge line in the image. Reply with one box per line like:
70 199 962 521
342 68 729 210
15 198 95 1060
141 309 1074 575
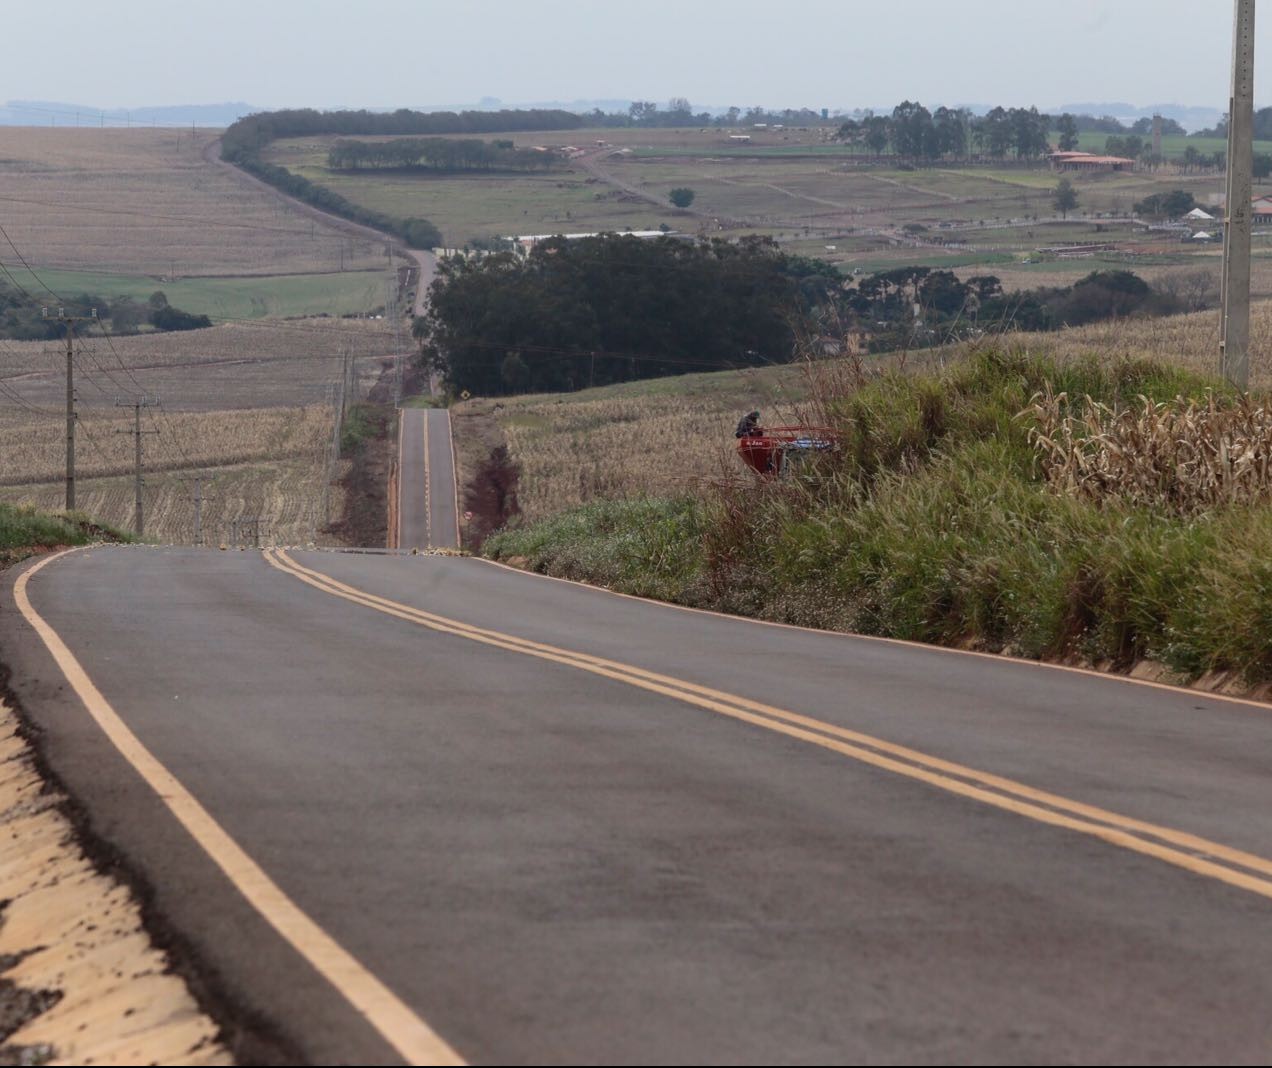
475 556 1272 713
422 410 432 549
14 549 465 1068
267 548 1272 901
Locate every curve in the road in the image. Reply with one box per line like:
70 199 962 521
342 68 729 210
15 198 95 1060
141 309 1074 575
265 548 1272 902
10 545 1272 1062
12 549 465 1067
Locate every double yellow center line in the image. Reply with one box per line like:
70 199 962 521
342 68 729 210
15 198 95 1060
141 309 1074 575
265 548 1272 905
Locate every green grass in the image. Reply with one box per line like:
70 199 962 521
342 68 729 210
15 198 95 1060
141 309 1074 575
6 266 391 320
0 502 131 568
400 394 445 409
486 347 1272 683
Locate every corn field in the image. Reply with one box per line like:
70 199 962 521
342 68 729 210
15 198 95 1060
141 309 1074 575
1027 388 1272 514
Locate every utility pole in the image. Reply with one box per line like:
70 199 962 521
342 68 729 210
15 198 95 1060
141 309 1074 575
43 307 97 511
1221 0 1256 389
181 474 215 546
115 397 159 538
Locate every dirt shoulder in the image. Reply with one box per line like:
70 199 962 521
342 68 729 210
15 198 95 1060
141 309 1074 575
449 399 521 551
0 691 230 1066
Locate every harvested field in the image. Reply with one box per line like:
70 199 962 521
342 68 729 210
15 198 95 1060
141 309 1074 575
468 363 812 523
0 317 398 411
475 302 1272 529
0 317 399 545
0 405 344 546
0 127 390 276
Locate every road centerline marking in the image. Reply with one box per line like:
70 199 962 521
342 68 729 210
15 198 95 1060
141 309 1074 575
422 410 432 547
265 547 1272 902
13 549 465 1068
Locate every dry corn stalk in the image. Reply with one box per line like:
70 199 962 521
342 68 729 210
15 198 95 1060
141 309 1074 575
1025 386 1272 513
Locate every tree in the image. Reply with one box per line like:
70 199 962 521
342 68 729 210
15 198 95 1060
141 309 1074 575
669 187 696 208
863 115 890 154
1053 178 1078 218
1056 113 1080 151
1133 190 1196 218
1255 153 1272 180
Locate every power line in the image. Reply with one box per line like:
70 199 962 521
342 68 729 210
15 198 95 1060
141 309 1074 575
0 220 60 301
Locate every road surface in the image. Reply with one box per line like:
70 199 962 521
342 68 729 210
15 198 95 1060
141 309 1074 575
395 408 460 551
4 545 1272 1064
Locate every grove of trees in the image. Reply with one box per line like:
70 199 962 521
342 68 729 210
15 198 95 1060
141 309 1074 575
327 138 559 173
415 235 839 395
0 285 210 340
835 102 1050 161
415 232 1195 396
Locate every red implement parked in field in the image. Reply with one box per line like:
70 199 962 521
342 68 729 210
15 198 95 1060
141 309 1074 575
737 425 838 476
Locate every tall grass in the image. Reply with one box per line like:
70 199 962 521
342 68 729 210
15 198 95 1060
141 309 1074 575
0 503 130 568
487 346 1272 684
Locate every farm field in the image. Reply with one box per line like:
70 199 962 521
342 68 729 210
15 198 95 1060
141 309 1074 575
0 128 393 277
1 264 392 320
0 403 343 546
468 300 1272 534
458 362 814 526
0 132 409 547
0 316 399 543
262 126 1263 283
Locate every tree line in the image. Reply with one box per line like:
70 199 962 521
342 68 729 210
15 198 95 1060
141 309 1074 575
0 285 210 341
836 103 1051 161
415 235 840 395
326 137 559 173
220 107 583 250
220 107 583 162
844 266 1193 352
415 233 1198 396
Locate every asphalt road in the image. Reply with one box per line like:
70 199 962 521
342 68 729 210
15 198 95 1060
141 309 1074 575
5 545 1272 1064
396 408 460 551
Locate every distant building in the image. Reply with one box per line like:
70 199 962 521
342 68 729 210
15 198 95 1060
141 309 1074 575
1048 150 1135 172
509 230 687 253
728 134 752 142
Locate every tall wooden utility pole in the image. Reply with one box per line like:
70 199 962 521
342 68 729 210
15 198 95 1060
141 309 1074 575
115 398 159 538
43 307 97 511
1221 0 1256 389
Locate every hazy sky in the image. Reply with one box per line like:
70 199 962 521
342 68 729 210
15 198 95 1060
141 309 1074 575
2 0 1265 113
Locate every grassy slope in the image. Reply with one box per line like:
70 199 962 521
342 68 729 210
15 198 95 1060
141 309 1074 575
479 309 1272 685
0 503 131 569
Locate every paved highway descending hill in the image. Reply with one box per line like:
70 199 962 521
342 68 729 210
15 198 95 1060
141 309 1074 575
5 546 1272 1064
395 408 460 551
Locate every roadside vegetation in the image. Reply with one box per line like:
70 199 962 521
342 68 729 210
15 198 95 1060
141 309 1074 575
0 503 130 569
482 316 1272 685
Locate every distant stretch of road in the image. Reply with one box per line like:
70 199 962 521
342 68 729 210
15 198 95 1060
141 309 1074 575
395 408 460 551
5 544 1272 1064
205 136 437 316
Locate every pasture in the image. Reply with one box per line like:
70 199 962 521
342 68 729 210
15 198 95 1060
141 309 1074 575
2 265 392 320
261 126 1255 284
